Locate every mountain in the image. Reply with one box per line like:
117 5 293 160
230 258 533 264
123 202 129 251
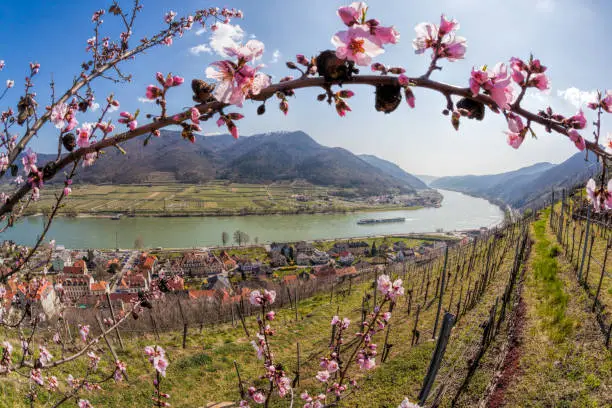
358 155 429 190
73 130 431 195
431 153 599 209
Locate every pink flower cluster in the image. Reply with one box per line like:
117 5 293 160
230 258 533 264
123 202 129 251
588 90 612 113
206 40 271 107
145 72 185 101
332 2 399 66
249 289 276 306
118 111 138 131
377 274 404 301
413 15 466 61
509 57 550 91
398 398 422 408
470 63 514 110
144 345 168 377
50 102 78 132
586 178 612 212
505 113 527 149
300 391 326 408
78 324 90 342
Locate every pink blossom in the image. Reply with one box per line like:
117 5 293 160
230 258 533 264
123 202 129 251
332 26 384 66
87 351 100 370
146 85 162 100
83 152 97 167
78 324 90 342
357 356 376 370
163 36 173 46
172 76 184 86
128 120 138 131
337 2 368 26
224 40 265 62
439 14 459 36
266 311 275 321
371 25 400 46
331 315 340 325
438 35 467 61
21 149 37 174
405 88 416 108
144 345 168 377
6 80 14 88
50 103 69 129
398 74 410 86
316 370 331 382
0 60 4 70
38 346 53 365
567 110 587 129
469 67 489 96
505 131 524 149
413 22 438 54
398 398 422 408
605 133 612 154
191 107 200 124
76 127 90 148
568 129 585 151
601 90 612 113
46 376 58 391
530 73 550 91
506 113 525 133
382 312 392 322
206 60 270 107
78 400 93 408
377 274 392 294
53 332 61 344
277 376 291 397
164 11 176 24
327 359 339 373
252 391 265 404
31 369 44 386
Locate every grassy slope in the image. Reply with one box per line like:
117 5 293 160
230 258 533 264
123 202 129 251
502 211 612 407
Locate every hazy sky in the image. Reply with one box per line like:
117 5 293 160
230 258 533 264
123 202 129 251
1 0 610 176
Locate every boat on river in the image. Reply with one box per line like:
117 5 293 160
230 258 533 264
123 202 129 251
357 217 405 225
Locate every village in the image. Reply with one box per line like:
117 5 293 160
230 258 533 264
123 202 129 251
0 231 481 320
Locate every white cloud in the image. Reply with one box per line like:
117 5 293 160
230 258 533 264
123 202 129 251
137 97 155 104
195 27 206 36
557 87 598 109
535 0 556 12
270 49 281 64
209 23 244 57
249 34 257 39
204 132 222 136
90 102 100 112
189 44 212 56
108 105 119 113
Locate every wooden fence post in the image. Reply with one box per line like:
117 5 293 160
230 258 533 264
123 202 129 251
579 206 592 281
411 305 421 346
593 239 610 312
96 315 128 381
433 246 449 338
105 292 124 350
418 312 456 406
177 299 188 349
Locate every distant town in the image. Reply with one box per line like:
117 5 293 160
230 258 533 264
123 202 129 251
0 229 490 319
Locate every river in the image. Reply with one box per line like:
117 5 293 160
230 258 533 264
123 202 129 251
4 189 503 249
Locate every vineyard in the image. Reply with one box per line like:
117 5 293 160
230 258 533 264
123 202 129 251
4 209 606 407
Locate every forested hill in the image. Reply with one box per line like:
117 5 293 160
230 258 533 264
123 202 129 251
431 152 600 209
67 130 432 195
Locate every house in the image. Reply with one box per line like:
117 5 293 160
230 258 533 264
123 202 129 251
56 273 94 301
164 275 185 292
181 251 223 277
270 253 287 267
62 259 88 276
13 278 58 317
296 253 311 266
347 241 369 255
338 251 355 266
140 254 158 273
204 275 232 291
311 249 330 265
51 257 65 273
116 272 149 294
90 281 108 296
393 241 408 251
295 241 315 256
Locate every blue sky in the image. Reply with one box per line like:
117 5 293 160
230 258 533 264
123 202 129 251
0 0 610 176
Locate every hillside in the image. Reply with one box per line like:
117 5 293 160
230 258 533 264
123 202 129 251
431 152 599 209
68 131 431 195
358 154 429 190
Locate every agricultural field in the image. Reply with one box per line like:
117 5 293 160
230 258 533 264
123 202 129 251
22 182 422 217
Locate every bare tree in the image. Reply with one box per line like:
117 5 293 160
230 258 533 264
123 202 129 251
222 231 229 246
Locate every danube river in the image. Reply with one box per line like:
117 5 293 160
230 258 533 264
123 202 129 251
6 189 503 249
